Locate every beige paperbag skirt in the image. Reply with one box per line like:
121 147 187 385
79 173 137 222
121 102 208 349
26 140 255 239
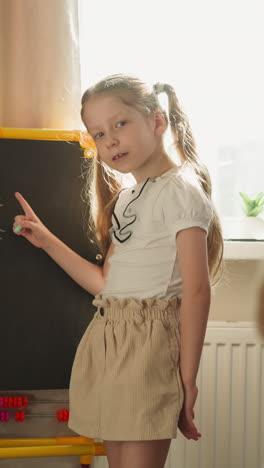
68 295 184 441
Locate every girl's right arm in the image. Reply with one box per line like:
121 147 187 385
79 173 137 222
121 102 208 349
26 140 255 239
13 192 105 296
176 225 211 441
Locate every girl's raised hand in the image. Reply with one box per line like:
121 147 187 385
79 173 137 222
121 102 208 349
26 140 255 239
13 192 53 249
178 383 202 441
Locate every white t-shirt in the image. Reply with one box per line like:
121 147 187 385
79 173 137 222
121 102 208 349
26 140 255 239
99 164 213 300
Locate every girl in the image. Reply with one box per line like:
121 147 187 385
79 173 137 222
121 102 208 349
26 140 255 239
13 74 224 468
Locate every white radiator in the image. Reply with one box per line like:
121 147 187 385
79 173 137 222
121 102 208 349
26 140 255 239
93 322 264 468
168 321 264 468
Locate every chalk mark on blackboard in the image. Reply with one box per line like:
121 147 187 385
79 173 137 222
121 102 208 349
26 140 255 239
0 224 13 241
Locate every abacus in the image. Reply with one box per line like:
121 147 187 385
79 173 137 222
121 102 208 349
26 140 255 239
0 395 69 422
0 394 106 467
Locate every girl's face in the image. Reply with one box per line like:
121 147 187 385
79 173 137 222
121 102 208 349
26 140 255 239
82 93 165 181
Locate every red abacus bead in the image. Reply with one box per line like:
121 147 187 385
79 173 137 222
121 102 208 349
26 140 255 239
17 397 22 408
56 409 69 422
57 410 63 422
3 397 12 408
22 396 28 408
0 411 10 421
0 397 3 408
15 410 25 422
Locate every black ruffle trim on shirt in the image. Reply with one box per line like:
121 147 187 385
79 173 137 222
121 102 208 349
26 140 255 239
111 177 156 243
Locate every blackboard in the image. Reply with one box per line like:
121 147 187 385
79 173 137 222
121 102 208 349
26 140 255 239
0 138 100 390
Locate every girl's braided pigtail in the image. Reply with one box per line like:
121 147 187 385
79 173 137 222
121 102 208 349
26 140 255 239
153 82 224 285
153 82 211 196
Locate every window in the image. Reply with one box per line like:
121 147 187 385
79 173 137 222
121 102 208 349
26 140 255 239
78 0 263 219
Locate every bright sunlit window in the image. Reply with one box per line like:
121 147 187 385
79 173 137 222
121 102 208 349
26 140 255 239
78 0 263 218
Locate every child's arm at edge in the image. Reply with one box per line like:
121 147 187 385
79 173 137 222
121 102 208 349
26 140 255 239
176 226 211 389
179 288 211 388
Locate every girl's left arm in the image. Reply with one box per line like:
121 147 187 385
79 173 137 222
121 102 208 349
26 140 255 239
176 226 211 389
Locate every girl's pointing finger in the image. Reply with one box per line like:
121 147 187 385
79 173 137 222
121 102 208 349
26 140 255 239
14 192 36 218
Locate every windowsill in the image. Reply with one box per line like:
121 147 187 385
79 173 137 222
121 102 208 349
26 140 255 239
224 240 264 259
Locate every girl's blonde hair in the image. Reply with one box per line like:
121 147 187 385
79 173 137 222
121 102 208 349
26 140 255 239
81 74 224 286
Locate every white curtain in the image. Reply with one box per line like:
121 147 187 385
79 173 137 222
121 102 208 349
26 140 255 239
0 0 82 129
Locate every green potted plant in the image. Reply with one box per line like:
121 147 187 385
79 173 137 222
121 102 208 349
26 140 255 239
239 192 264 217
221 192 264 240
236 192 264 239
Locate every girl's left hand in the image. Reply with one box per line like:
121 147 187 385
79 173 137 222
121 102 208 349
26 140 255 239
178 383 202 441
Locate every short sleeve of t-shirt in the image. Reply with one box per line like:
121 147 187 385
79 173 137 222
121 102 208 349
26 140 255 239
156 175 213 235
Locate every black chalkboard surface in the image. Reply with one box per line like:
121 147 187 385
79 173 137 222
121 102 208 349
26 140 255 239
0 138 100 390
